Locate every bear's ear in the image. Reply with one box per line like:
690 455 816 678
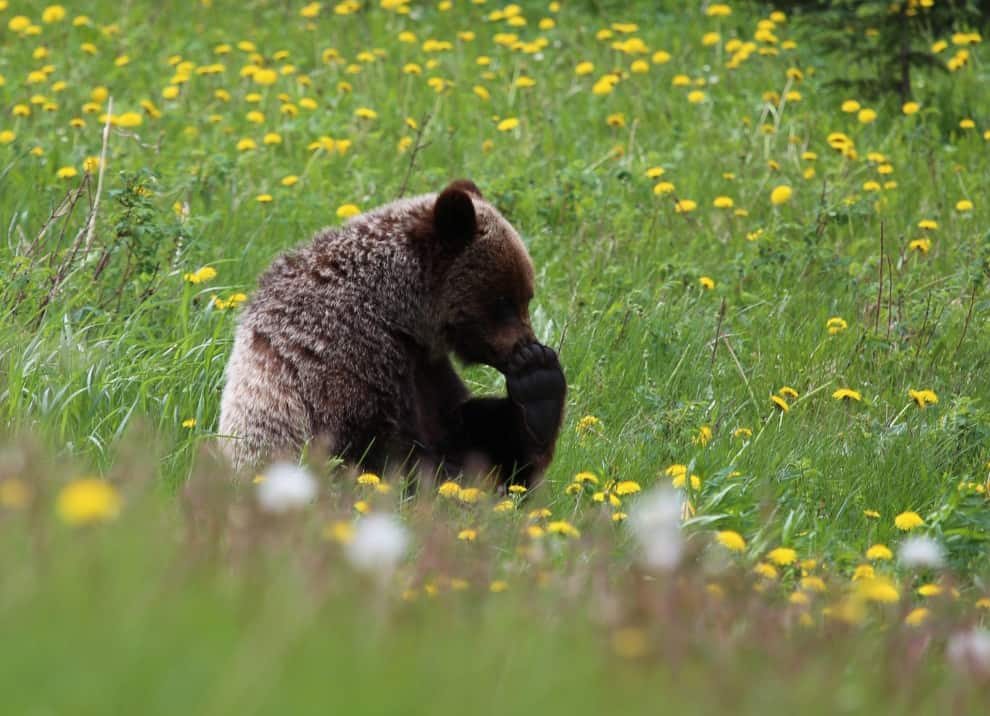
433 181 478 251
444 179 483 199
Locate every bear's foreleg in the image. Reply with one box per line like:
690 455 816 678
450 342 566 487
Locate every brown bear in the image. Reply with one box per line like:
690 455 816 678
218 179 566 487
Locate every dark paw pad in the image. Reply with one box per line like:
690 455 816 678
506 342 566 446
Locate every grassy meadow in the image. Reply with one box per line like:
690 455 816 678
2 0 990 712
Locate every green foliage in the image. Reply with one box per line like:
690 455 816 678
773 0 984 100
1 1 990 710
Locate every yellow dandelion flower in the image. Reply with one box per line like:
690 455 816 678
457 487 483 504
956 199 974 212
606 113 626 128
771 395 790 412
181 418 197 429
770 184 793 206
687 90 706 104
653 181 675 195
256 194 273 203
490 580 508 593
574 415 602 437
573 471 599 485
336 204 360 219
859 576 899 603
917 583 942 597
253 68 278 85
508 485 527 494
591 78 616 95
716 530 746 552
841 99 861 113
767 547 797 566
832 388 862 402
866 544 893 561
614 480 641 496
322 520 354 544
707 4 732 17
0 130 15 144
909 238 932 254
852 564 875 581
918 219 938 230
826 316 848 334
857 108 877 123
354 107 377 120
353 500 369 514
493 500 514 513
183 266 217 284
908 389 938 408
665 464 687 480
497 117 519 132
905 607 929 627
300 2 322 18
894 511 924 531
438 481 460 498
712 196 734 208
674 199 697 213
281 175 299 187
56 166 78 179
457 528 477 541
356 472 380 487
699 276 715 290
56 478 121 526
975 597 990 610
779 386 799 399
42 5 67 23
754 562 779 580
693 425 713 446
801 576 826 593
864 509 880 519
547 520 580 538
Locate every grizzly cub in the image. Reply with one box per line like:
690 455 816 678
218 180 566 487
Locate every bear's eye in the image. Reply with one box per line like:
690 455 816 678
492 296 517 322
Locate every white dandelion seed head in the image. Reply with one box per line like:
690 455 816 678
947 629 990 678
345 513 410 575
627 488 684 572
897 535 945 569
256 462 318 514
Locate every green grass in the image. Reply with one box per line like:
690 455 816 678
2 1 990 712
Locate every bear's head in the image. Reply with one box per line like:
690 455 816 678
427 180 537 371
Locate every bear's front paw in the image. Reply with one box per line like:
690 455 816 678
505 342 566 447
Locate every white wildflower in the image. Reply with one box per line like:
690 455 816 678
947 629 990 678
256 462 317 513
345 513 410 575
897 535 945 569
627 488 684 571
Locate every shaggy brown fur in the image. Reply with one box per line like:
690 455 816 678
218 180 566 486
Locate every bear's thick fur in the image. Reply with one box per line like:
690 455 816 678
218 180 566 487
